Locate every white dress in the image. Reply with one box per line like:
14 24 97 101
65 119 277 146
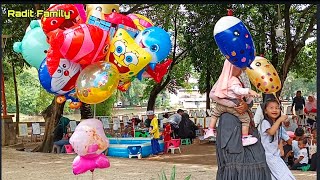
260 120 296 180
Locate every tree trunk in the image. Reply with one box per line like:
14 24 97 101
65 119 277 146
12 63 20 134
80 102 93 119
33 97 65 153
147 76 171 111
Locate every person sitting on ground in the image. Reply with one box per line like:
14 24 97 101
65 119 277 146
292 127 305 162
307 128 317 171
283 119 298 132
291 139 309 170
206 60 259 146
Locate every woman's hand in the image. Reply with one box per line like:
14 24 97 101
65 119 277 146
234 99 249 114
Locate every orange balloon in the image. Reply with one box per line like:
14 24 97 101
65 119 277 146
245 56 281 94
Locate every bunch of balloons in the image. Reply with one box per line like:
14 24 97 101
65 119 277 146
213 15 281 94
13 3 173 108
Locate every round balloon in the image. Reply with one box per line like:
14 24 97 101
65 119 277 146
49 24 110 66
106 29 152 83
75 61 120 104
13 20 49 69
41 4 83 41
127 13 154 31
135 27 171 69
69 119 110 175
245 56 281 94
214 16 255 69
38 58 82 95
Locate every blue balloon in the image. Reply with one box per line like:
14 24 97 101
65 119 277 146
13 20 50 69
38 58 81 95
214 16 255 69
135 27 171 65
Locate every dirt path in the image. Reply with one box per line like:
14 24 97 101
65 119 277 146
2 141 316 180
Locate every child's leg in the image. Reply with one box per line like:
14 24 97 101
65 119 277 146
209 116 218 129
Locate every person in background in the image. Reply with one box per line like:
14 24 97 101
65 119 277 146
304 95 317 126
291 139 309 170
168 109 184 138
291 91 305 125
147 110 163 156
161 114 172 152
291 127 305 162
308 128 317 171
283 119 298 133
53 116 71 153
178 113 198 144
162 113 169 129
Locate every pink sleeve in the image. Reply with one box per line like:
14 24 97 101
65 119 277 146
230 84 250 95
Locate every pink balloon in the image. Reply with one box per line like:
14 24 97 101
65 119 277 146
72 153 110 175
74 4 87 22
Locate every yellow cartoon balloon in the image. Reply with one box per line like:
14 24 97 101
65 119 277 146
75 62 120 104
105 28 152 83
245 56 281 94
86 4 119 21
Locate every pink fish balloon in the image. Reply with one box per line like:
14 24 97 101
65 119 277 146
74 4 87 22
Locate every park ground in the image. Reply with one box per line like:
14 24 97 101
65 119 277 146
2 140 316 180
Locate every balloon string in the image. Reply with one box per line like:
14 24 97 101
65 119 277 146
92 171 94 180
273 92 280 104
94 104 96 118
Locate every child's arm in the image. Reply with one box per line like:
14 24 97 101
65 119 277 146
279 140 285 156
266 115 288 136
294 155 304 164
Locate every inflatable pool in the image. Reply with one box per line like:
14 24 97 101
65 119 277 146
107 137 164 158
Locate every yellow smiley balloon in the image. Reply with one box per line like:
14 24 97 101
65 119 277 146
86 4 120 22
75 62 120 104
105 28 152 83
245 56 281 94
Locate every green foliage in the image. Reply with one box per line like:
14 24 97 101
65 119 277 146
93 94 117 116
281 74 316 98
156 166 191 180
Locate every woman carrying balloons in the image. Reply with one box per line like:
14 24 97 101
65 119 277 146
205 60 260 146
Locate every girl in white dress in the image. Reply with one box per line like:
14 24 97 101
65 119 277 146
260 99 296 180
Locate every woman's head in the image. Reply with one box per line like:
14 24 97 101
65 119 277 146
308 95 315 102
263 99 281 121
181 113 189 120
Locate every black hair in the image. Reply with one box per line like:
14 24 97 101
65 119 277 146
163 113 169 118
177 109 184 113
262 99 280 142
294 127 305 137
297 91 301 93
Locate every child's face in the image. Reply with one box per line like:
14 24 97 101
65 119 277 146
265 102 281 120
232 68 242 77
298 141 305 149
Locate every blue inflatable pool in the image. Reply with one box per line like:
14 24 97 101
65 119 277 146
107 138 164 158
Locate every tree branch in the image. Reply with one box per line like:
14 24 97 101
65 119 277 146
123 4 156 14
172 5 179 63
284 4 293 47
294 5 315 42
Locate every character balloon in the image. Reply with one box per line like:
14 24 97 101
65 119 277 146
75 62 120 104
106 29 152 84
245 56 281 94
38 58 81 95
13 20 49 69
69 119 110 175
214 16 255 69
41 4 83 41
74 4 87 22
86 4 119 21
127 14 154 31
135 27 171 70
48 24 110 66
